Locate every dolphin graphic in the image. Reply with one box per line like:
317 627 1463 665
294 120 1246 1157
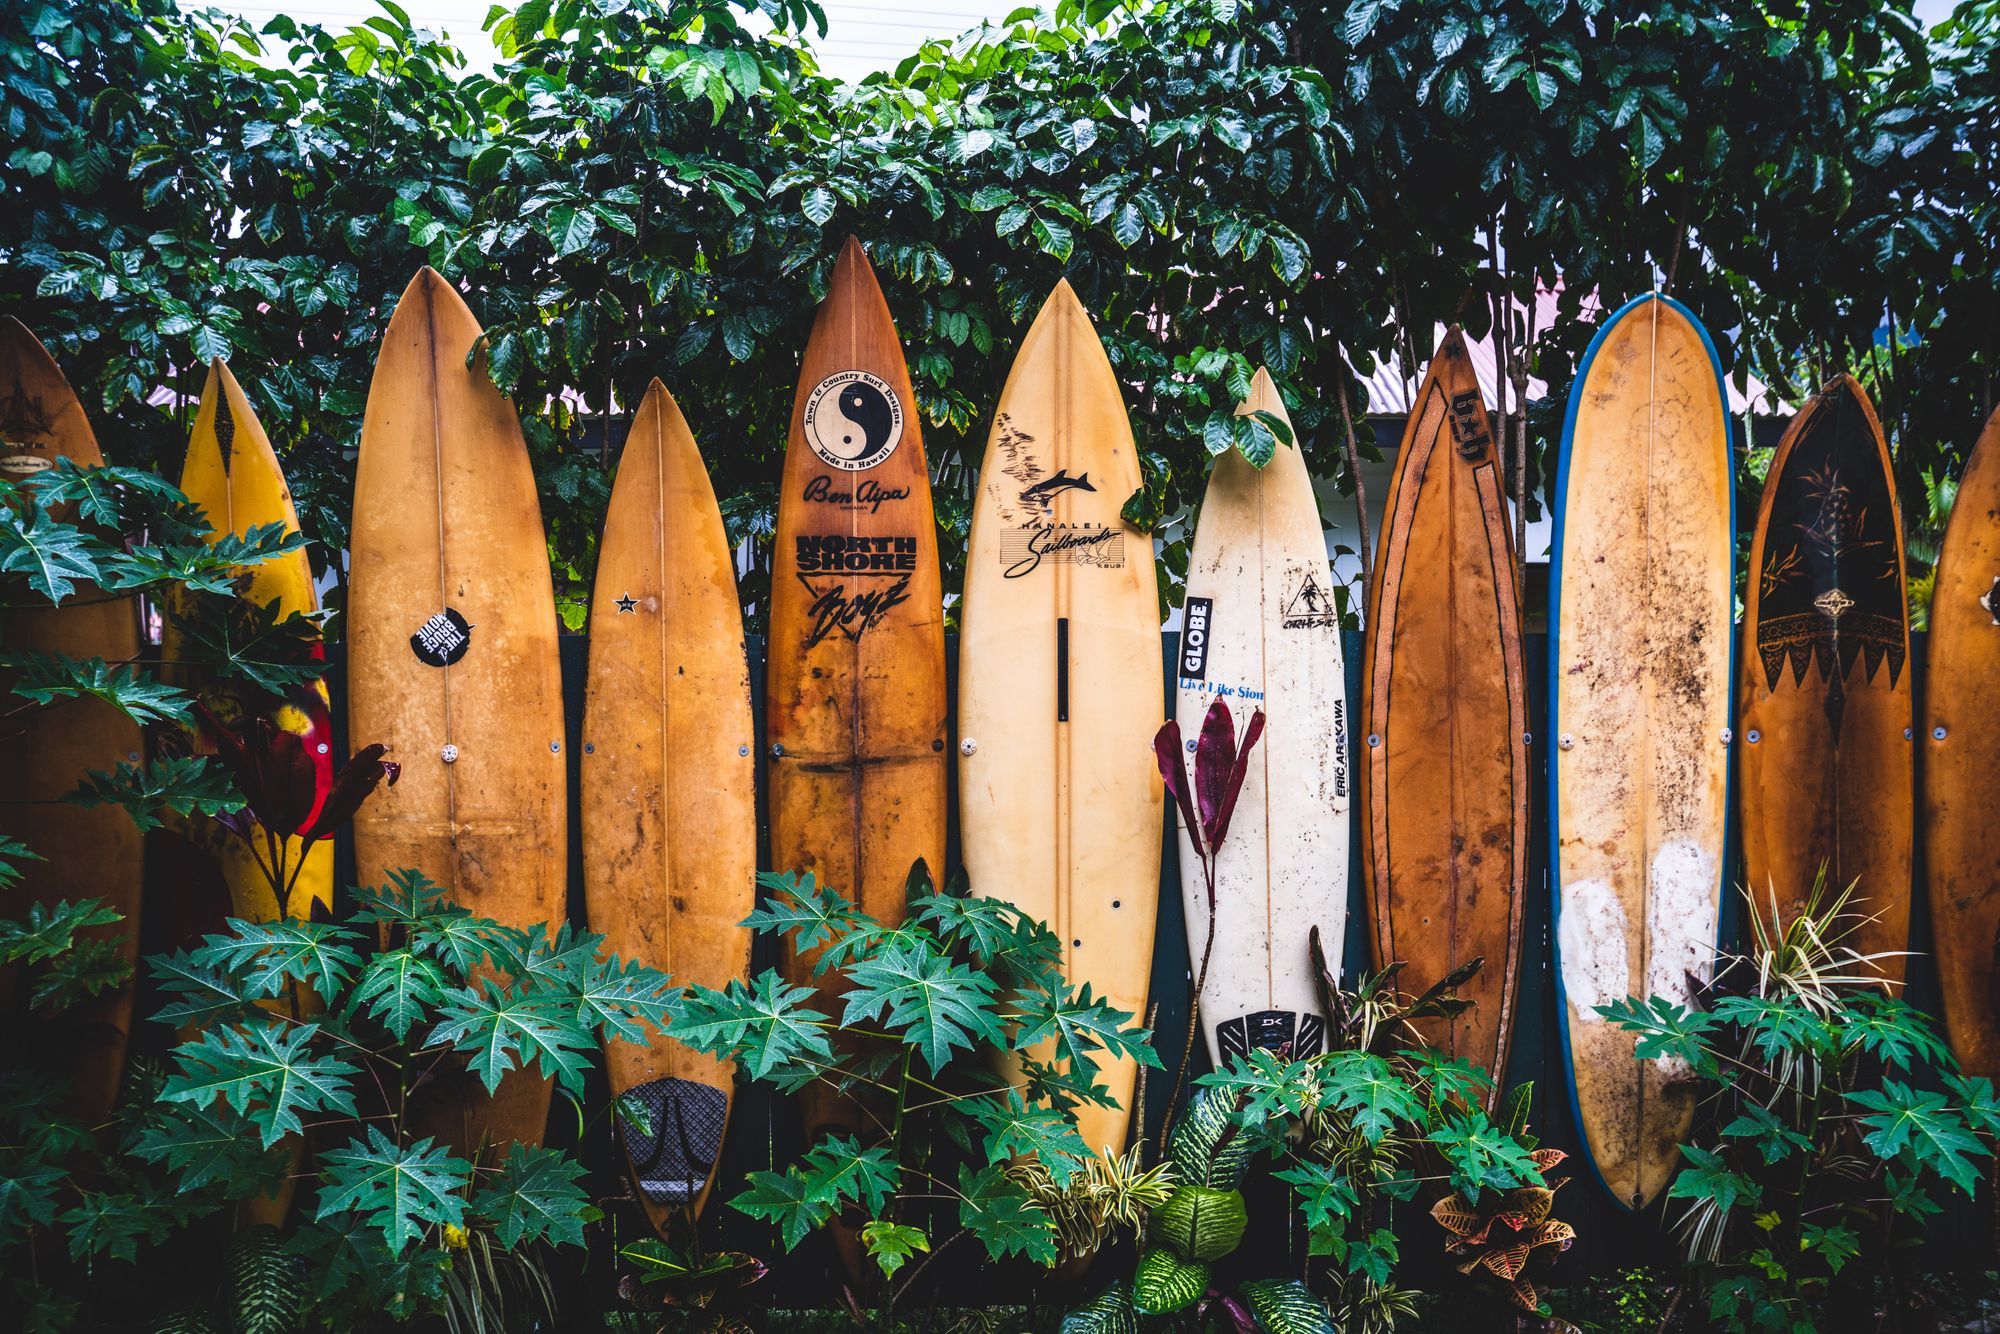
1020 469 1096 508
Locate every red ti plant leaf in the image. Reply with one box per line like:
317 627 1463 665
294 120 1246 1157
196 702 319 836
1207 708 1264 852
1153 718 1204 863
1193 698 1237 845
299 745 399 846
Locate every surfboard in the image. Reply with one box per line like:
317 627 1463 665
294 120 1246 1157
582 379 754 1230
0 317 143 1124
958 280 1163 1155
349 268 567 1154
1740 375 1911 981
766 237 948 1162
1551 293 1733 1210
1360 329 1527 1092
172 360 336 928
1925 403 2000 1078
1177 368 1348 1070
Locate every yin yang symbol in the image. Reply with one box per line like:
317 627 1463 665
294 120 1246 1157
804 370 903 471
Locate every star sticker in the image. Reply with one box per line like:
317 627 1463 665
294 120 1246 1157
1983 576 1999 626
615 593 638 614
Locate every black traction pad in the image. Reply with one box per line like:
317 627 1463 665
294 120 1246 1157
623 1076 727 1205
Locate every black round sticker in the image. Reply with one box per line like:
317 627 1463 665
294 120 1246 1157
410 607 472 667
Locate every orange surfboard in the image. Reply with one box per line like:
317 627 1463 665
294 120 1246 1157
348 269 567 1153
582 380 754 1229
0 318 144 1124
1361 329 1528 1094
1739 376 1912 979
765 238 947 1163
1925 404 2000 1076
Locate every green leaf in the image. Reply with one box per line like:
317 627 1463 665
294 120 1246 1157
316 1127 472 1253
1062 1281 1138 1334
841 936 1004 1073
161 1018 360 1148
795 1135 898 1217
348 950 448 1040
1721 1102 1813 1166
149 949 256 1028
1319 1051 1423 1143
957 1161 1057 1265
1273 1160 1357 1253
1428 1109 1545 1203
0 897 121 966
742 872 869 956
672 971 832 1080
60 1191 157 1262
424 980 596 1097
472 1143 590 1248
965 1090 1090 1187
131 1103 289 1195
1238 1277 1334 1334
1010 980 1157 1077
1 651 189 725
66 755 245 834
228 1224 307 1334
1168 1084 1255 1188
1801 1221 1861 1275
1594 995 1721 1078
1668 1144 1763 1216
0 836 45 892
545 205 598 256
861 1220 928 1280
1131 1246 1207 1314
1847 1080 1989 1192
1150 1184 1246 1262
0 1155 65 1233
0 504 101 603
731 1167 829 1250
192 918 365 1006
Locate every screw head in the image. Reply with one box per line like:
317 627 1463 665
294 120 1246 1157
932 738 944 751
441 743 460 764
1558 733 1575 750
1746 730 1760 744
317 742 330 755
550 740 560 753
1720 728 1734 745
1366 733 1381 748
1933 725 1948 741
959 738 977 756
584 742 595 754
771 743 785 758
739 745 750 757
1904 727 1913 741
1185 738 1196 752
1522 732 1533 747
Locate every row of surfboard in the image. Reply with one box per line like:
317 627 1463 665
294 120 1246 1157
2 247 1995 1233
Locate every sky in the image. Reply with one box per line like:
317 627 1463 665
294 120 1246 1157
190 0 1968 83
186 0 1030 82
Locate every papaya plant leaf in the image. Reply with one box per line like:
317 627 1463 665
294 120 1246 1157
65 755 244 834
347 950 448 1040
316 1127 472 1253
191 918 366 1005
965 1090 1090 1187
471 1143 590 1248
0 650 190 725
424 980 596 1097
956 1161 1057 1265
161 1019 360 1148
861 1220 928 1279
671 971 833 1079
840 937 1004 1073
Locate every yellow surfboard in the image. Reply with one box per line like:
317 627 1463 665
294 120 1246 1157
172 360 335 926
958 281 1164 1155
582 380 753 1230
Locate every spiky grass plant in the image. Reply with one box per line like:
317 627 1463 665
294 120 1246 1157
1006 1140 1177 1266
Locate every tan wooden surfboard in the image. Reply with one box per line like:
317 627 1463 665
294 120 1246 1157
582 379 754 1230
1740 376 1912 981
1177 368 1348 1070
1926 404 2000 1078
958 280 1164 1156
349 268 567 1154
172 360 337 928
766 237 948 1172
1551 294 1733 1210
0 317 143 1124
1360 329 1527 1094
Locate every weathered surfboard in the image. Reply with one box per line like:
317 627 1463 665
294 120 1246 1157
958 280 1164 1155
1360 329 1527 1093
173 360 336 928
1551 293 1733 1210
766 237 948 1165
1177 368 1348 1069
1740 376 1911 980
349 268 567 1154
1926 404 2000 1078
0 317 143 1124
582 380 754 1230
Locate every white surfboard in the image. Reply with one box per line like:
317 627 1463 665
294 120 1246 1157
1177 368 1350 1068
